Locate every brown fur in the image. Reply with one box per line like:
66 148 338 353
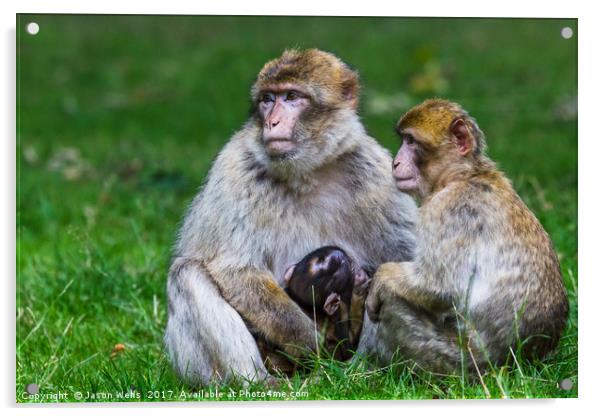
252 48 360 110
360 99 568 373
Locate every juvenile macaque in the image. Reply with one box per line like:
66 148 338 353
164 49 417 385
283 246 370 359
358 99 568 373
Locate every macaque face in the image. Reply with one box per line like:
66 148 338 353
393 116 475 197
392 128 423 194
257 83 311 157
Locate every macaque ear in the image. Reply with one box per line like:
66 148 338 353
450 118 474 156
323 293 341 316
283 264 295 288
341 70 359 109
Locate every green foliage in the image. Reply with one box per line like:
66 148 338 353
16 15 577 401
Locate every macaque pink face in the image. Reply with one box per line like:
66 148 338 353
257 84 311 156
393 129 422 193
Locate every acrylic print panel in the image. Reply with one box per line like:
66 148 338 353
16 14 577 402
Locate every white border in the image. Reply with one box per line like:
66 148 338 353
6 0 583 17
3 1 599 416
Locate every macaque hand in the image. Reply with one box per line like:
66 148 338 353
365 262 406 322
351 263 371 297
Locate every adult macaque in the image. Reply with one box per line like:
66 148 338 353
283 246 370 360
165 49 417 385
359 99 568 373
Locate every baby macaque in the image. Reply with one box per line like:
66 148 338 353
283 246 370 360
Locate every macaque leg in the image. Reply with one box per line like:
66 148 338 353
164 259 269 385
332 303 353 360
255 338 298 376
332 322 353 360
358 300 472 374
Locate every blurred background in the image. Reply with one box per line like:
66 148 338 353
16 15 577 399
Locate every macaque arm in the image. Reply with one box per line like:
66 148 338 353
366 262 450 321
209 264 317 357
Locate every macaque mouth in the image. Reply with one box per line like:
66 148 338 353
264 137 295 147
394 176 418 191
263 137 297 154
394 175 415 182
264 137 293 143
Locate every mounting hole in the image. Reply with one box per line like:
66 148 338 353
26 383 39 395
561 27 573 39
559 378 574 390
26 22 39 35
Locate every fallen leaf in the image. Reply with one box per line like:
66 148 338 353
110 343 126 358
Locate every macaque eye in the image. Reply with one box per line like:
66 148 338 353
260 93 275 103
285 91 300 101
402 134 416 145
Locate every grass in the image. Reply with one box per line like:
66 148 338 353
16 15 577 402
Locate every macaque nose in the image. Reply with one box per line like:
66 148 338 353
266 119 280 130
393 160 400 169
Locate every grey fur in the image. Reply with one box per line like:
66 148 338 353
165 109 417 385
